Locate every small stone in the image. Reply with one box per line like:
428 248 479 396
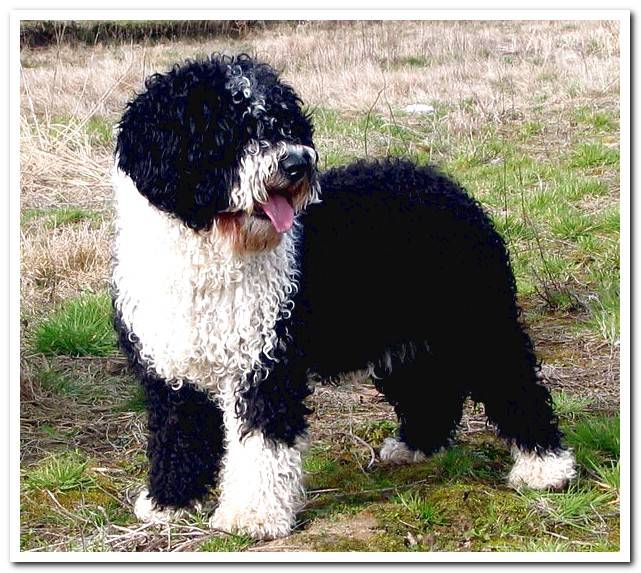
404 104 435 114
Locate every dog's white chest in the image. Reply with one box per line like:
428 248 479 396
112 170 296 393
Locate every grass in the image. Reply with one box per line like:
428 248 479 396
584 285 620 346
23 451 94 493
354 420 397 446
564 415 620 468
200 534 254 552
23 206 103 230
37 367 81 396
32 292 117 357
588 461 620 500
395 491 447 526
572 106 619 133
432 446 485 481
18 20 621 553
552 390 594 421
522 486 614 532
569 143 619 169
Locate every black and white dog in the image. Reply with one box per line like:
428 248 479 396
112 54 575 540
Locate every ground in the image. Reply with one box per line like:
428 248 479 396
19 20 621 553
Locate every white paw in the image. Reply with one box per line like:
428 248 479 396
209 504 293 540
380 437 427 464
133 488 191 524
508 447 577 490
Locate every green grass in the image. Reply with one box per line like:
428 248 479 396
588 460 620 497
43 207 102 229
395 491 447 526
21 206 103 231
294 409 620 551
304 452 340 476
33 292 117 357
584 286 620 345
552 390 594 421
595 205 620 235
38 367 80 396
425 119 620 338
23 451 94 492
564 415 620 468
572 106 618 133
433 446 483 481
19 403 620 552
398 55 428 67
550 209 599 241
200 534 254 552
33 361 137 406
519 120 544 140
46 114 115 149
522 486 614 532
118 383 147 412
569 143 619 169
85 116 114 147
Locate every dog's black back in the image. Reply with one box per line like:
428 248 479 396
295 159 519 377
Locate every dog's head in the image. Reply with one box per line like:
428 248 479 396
115 54 319 252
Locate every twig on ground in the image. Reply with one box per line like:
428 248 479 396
338 431 377 469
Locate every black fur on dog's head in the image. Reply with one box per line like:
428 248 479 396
115 54 319 240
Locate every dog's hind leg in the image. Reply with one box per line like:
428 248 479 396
134 376 225 522
470 322 576 490
375 347 467 463
209 361 311 540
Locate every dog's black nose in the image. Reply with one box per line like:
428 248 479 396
280 149 313 182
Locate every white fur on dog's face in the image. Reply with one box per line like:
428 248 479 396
218 140 320 253
230 140 319 213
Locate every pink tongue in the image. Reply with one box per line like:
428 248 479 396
262 194 295 233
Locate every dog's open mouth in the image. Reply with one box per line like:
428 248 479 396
254 193 295 233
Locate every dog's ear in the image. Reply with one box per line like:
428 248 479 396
115 60 242 230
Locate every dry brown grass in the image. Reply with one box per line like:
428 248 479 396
21 222 111 314
20 20 619 122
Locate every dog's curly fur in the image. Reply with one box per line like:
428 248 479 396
112 54 576 540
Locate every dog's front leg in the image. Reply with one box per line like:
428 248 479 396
209 423 305 540
210 363 310 540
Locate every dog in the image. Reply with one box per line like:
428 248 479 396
111 54 576 540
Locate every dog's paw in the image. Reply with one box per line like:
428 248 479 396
209 504 292 540
508 447 577 490
133 488 193 524
380 437 427 464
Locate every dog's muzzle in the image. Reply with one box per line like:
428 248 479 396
252 144 317 233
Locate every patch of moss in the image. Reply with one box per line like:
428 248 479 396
200 534 254 552
312 531 408 552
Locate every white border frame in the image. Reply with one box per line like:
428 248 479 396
9 9 631 564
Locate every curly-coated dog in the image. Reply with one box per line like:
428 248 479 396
111 54 576 540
